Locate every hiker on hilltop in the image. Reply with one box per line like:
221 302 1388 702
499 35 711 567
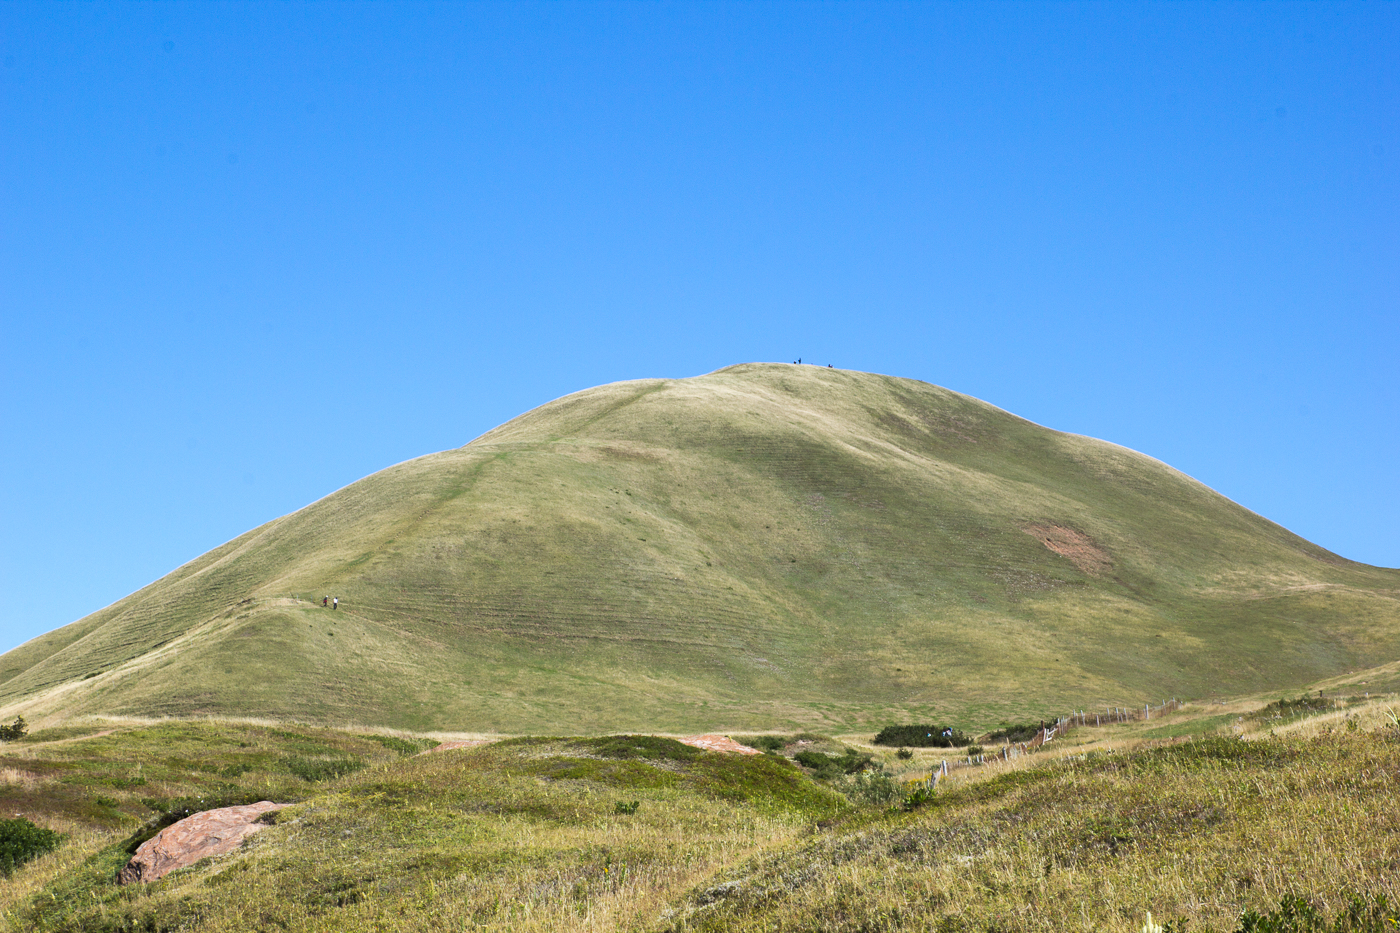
322 596 328 608
333 597 338 610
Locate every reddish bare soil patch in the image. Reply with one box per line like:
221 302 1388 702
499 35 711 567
1022 522 1113 575
118 801 285 884
679 734 761 755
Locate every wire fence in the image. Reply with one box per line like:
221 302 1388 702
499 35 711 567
910 697 1185 787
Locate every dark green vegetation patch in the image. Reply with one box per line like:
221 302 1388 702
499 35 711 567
0 816 61 876
570 734 702 761
1236 894 1399 933
0 716 29 742
983 718 1054 743
791 747 874 780
1249 694 1364 726
873 724 971 748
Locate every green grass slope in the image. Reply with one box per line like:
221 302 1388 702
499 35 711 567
3 363 1398 732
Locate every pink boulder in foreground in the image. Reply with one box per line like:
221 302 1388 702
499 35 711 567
679 734 761 755
118 801 286 885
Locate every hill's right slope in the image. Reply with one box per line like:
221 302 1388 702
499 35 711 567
3 363 1398 732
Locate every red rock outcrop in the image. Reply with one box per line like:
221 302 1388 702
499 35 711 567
118 801 285 884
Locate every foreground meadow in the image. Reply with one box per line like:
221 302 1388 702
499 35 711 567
1 700 1397 932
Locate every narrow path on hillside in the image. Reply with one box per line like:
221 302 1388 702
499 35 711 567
11 728 116 750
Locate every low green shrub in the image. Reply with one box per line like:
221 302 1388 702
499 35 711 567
615 800 640 815
896 747 914 760
873 725 970 748
0 817 62 876
0 716 28 742
1250 695 1357 724
573 735 701 762
283 755 365 782
1234 893 1398 932
793 748 874 780
365 734 435 756
734 735 786 753
901 782 936 812
837 769 901 805
983 720 1050 743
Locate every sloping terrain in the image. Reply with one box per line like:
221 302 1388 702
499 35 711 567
3 710 1399 933
3 363 1398 732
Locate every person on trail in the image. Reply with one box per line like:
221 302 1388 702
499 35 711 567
322 596 328 608
333 597 338 610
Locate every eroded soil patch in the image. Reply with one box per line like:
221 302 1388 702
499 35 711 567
1022 522 1112 575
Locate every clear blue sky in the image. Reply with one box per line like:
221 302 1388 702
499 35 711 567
2 3 1396 654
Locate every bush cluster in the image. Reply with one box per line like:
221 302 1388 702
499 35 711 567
984 720 1049 743
0 817 61 876
742 735 786 754
0 716 28 742
1251 694 1351 723
1235 893 1398 932
873 725 969 748
793 748 873 780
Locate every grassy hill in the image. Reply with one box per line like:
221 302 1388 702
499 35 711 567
2 363 1398 733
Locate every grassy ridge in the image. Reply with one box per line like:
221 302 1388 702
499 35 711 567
3 364 1399 733
0 724 844 933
